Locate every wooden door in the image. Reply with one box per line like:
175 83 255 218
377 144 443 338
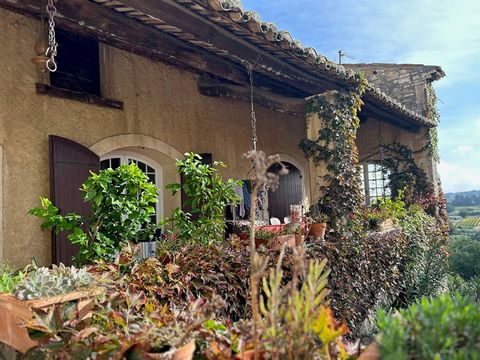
49 136 99 265
267 162 303 221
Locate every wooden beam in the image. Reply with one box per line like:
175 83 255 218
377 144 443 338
36 83 124 109
0 0 250 86
198 76 305 116
360 101 420 133
97 0 339 94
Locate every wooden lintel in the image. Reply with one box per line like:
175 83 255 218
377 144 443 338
198 77 305 116
36 83 124 110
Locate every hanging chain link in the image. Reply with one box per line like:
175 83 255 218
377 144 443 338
45 0 58 72
248 66 257 151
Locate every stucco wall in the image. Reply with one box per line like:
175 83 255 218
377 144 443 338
0 8 308 267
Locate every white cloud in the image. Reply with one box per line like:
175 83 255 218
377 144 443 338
438 161 480 193
454 145 475 154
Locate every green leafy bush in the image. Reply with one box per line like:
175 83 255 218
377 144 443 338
29 164 158 265
449 236 480 280
394 207 448 308
377 294 480 359
162 153 241 246
306 228 408 336
448 275 480 303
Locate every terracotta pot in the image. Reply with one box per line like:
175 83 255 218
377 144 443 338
148 341 196 360
235 350 265 360
0 290 98 354
358 342 380 360
269 234 296 250
172 341 196 360
308 223 327 239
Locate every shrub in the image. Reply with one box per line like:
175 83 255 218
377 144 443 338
162 153 241 246
394 207 449 308
306 228 408 336
29 164 158 265
449 236 480 280
448 275 480 303
377 294 480 359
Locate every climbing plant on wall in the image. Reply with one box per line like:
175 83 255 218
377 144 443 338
424 83 440 163
299 79 367 234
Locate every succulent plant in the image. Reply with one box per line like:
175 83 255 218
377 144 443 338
14 263 92 300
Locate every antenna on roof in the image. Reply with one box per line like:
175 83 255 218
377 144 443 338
338 50 345 65
338 50 356 65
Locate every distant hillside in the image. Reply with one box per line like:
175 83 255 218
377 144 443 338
446 190 480 206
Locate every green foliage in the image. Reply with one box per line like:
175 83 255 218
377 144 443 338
0 263 25 294
377 294 480 359
306 228 409 337
300 88 365 235
255 230 276 241
162 153 241 246
449 236 480 280
393 207 448 308
258 253 349 359
14 264 91 300
424 83 440 163
29 164 158 265
448 275 480 303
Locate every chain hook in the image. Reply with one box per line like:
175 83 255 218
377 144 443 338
247 62 258 151
45 0 58 72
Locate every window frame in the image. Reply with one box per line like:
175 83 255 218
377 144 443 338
360 163 391 205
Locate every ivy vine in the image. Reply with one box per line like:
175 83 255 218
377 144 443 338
424 83 440 163
299 80 366 234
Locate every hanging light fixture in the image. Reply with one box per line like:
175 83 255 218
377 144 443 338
32 18 49 72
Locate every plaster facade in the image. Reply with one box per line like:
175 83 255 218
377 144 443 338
0 8 308 267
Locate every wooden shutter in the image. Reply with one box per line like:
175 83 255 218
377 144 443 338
181 153 213 213
49 136 99 265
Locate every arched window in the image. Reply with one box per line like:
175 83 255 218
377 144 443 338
100 152 163 257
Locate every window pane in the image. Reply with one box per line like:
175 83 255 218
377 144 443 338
148 173 156 184
100 159 110 170
110 158 120 169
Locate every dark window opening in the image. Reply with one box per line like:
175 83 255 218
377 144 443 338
50 29 100 96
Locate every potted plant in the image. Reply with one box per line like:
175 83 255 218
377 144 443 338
306 207 328 239
254 230 276 248
0 264 97 354
269 226 297 250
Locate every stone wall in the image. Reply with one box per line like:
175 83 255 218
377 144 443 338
346 64 443 116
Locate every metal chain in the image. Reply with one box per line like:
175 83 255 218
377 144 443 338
45 0 58 72
248 66 257 151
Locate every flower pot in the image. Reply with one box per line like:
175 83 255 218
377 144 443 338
0 290 98 354
172 341 196 360
309 223 327 239
147 341 196 360
269 234 296 250
358 342 380 360
235 350 265 360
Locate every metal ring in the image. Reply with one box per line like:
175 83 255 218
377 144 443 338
46 58 57 72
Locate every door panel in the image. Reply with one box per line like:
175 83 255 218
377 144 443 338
267 162 302 221
49 135 99 265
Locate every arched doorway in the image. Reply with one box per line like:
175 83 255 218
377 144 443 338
268 162 303 221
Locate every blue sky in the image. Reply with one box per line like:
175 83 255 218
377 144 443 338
242 0 480 193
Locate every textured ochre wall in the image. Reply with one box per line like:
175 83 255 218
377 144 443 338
0 8 308 267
